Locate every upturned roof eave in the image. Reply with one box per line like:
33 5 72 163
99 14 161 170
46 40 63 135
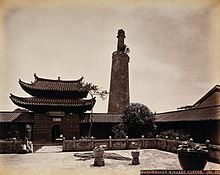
19 78 89 95
9 94 96 112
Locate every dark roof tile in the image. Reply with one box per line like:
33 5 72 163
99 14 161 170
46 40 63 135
10 94 95 107
80 113 122 123
19 74 87 92
10 94 96 112
194 85 220 107
0 112 34 123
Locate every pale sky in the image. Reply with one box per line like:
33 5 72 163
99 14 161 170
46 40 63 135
0 1 220 113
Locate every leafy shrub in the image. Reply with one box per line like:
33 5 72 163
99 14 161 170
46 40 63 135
112 103 156 138
158 129 190 141
112 123 127 139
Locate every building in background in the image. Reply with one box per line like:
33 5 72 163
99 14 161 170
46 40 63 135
155 85 220 144
79 85 220 144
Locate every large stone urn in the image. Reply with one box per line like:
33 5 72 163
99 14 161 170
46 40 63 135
178 150 207 170
93 148 105 166
177 139 208 170
131 151 140 165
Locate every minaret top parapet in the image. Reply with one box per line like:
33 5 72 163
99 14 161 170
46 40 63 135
117 29 126 52
117 29 125 38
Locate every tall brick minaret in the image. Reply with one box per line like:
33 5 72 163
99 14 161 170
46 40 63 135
108 29 130 113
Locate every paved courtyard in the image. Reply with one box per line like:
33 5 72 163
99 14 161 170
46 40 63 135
0 146 219 175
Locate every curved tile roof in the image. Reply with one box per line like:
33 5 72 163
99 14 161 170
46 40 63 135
19 79 88 98
10 94 96 112
19 74 88 92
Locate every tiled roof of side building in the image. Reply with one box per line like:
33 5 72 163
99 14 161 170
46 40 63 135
193 85 220 107
80 113 123 123
0 112 34 123
1 106 219 123
155 105 220 122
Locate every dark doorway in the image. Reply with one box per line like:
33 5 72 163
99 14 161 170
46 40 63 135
51 125 62 142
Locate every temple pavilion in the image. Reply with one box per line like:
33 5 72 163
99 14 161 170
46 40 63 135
10 74 96 143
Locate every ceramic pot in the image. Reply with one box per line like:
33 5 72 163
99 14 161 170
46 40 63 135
178 150 207 170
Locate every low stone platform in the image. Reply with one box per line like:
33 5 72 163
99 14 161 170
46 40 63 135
0 147 219 175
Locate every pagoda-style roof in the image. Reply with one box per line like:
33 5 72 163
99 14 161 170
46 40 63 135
19 74 89 98
10 94 95 113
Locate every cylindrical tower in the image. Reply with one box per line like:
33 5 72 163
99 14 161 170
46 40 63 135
108 29 130 113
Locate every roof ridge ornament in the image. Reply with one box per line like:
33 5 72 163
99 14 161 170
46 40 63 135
80 76 84 81
34 73 38 80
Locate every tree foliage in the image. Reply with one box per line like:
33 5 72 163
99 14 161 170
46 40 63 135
111 123 127 139
82 82 108 100
112 103 156 138
158 129 190 141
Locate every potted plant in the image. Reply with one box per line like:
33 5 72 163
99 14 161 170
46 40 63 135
177 139 208 170
93 145 106 166
131 142 140 165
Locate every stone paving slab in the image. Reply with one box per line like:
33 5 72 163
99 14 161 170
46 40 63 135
0 146 219 175
35 145 62 153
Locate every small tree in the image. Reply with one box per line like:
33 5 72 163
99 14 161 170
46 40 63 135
112 103 156 138
82 81 108 138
